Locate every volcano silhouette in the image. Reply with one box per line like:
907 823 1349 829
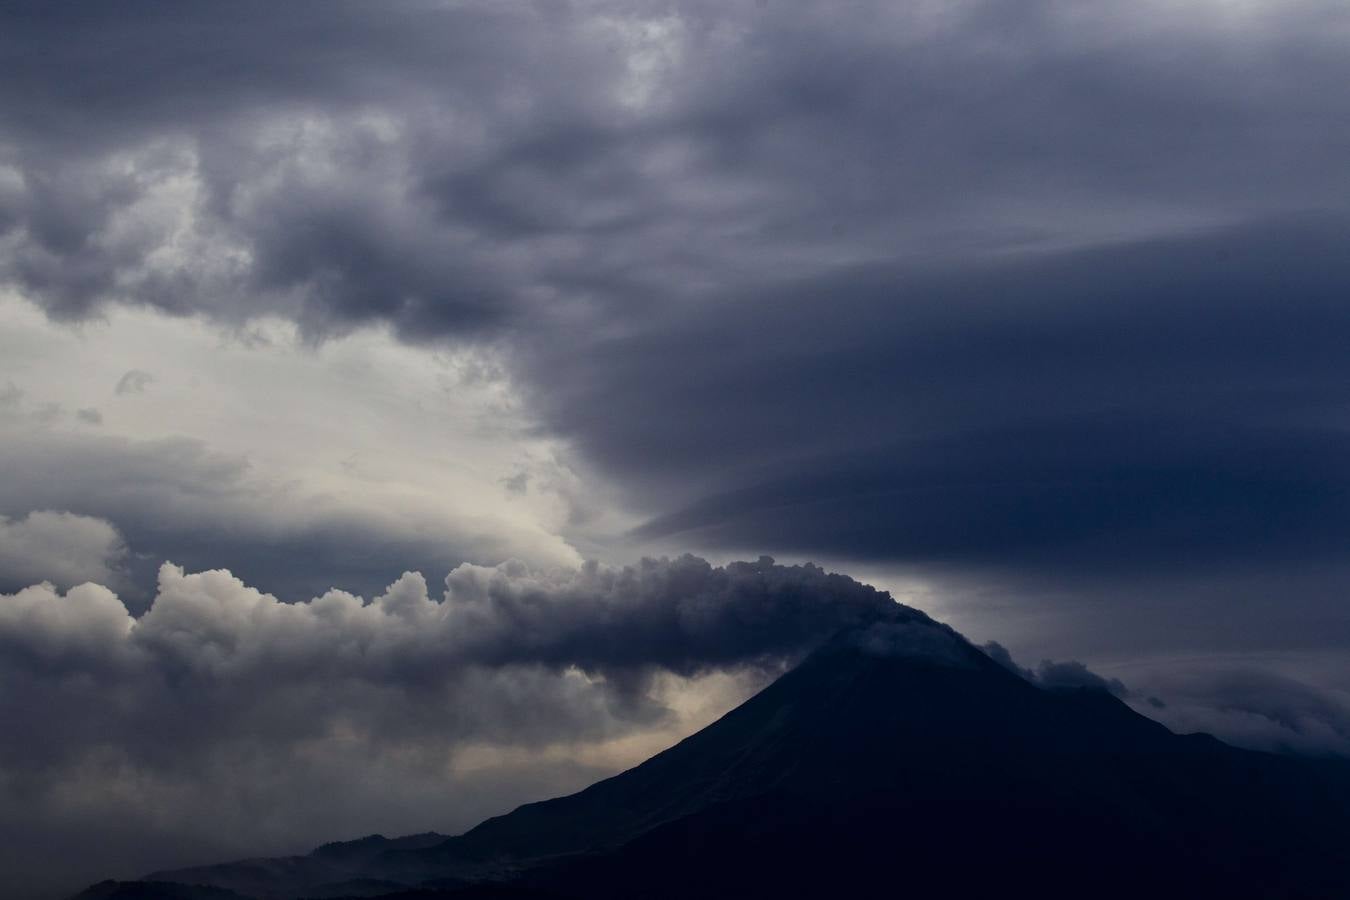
78 616 1350 900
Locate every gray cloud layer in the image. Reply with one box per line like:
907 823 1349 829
581 216 1350 572
1118 661 1350 759
6 1 1350 336
7 1 1347 582
0 416 566 603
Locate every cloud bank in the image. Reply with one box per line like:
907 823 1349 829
0 298 591 603
0 555 899 898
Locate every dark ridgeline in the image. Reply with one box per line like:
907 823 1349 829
75 616 1350 900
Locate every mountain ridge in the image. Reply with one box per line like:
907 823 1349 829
80 616 1350 899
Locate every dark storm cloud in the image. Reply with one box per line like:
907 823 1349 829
5 0 1350 339
0 0 1347 667
6 1 1350 575
515 215 1350 574
0 1 575 158
0 0 622 334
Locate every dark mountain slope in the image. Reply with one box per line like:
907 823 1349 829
510 632 1350 898
97 617 1350 899
71 882 249 900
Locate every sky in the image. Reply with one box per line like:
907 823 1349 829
3 1 1350 896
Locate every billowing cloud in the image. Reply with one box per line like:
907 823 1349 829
0 555 902 897
981 641 1038 682
1033 659 1129 698
0 554 898 725
981 642 1128 698
0 510 127 591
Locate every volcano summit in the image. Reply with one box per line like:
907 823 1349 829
79 611 1350 899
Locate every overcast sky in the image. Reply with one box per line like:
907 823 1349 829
4 2 1350 897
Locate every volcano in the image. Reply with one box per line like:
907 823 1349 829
77 615 1350 899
